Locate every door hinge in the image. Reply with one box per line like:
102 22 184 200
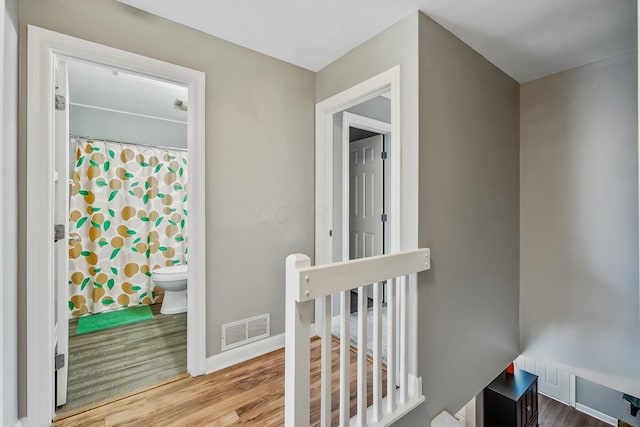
329 229 333 237
54 224 65 242
381 213 388 222
381 151 388 160
55 95 66 111
55 353 65 370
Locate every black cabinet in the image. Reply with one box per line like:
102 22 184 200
484 368 538 427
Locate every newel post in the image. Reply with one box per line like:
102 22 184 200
284 254 313 427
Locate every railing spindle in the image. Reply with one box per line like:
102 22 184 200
339 290 350 426
399 274 409 404
372 281 383 421
386 277 397 414
357 286 368 426
320 295 332 427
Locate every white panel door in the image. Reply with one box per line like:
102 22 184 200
515 356 572 405
349 135 384 260
54 57 70 407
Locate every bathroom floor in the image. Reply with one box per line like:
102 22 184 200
57 304 187 414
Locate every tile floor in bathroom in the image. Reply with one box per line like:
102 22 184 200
57 304 187 414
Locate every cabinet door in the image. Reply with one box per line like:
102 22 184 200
523 381 538 427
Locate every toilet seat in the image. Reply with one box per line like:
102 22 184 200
152 265 187 281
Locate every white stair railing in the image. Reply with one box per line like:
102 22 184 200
285 249 431 427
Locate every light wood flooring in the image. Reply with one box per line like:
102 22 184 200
53 336 615 427
539 394 611 427
53 337 386 427
58 304 186 413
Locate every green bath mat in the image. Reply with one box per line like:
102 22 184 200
76 306 153 335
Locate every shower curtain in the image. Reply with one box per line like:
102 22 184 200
68 138 188 316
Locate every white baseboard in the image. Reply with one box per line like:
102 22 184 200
539 391 570 405
15 419 23 427
206 333 285 374
575 403 617 426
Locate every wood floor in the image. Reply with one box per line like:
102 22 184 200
539 394 611 427
53 337 386 427
59 304 186 413
53 336 614 427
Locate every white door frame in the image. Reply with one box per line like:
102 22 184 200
341 111 391 262
315 65 401 267
0 0 5 423
26 25 207 427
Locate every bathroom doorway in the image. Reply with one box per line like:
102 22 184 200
55 58 190 413
26 26 206 426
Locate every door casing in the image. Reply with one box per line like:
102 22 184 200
26 25 207 427
315 66 401 268
314 66 401 333
54 57 70 407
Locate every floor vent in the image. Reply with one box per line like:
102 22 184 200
221 313 270 351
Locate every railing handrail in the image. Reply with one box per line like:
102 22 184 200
285 248 431 427
290 248 430 302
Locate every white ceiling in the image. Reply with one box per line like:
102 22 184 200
67 59 188 122
118 0 636 83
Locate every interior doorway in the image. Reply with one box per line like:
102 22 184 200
343 109 391 305
54 57 191 413
341 108 391 260
26 26 206 427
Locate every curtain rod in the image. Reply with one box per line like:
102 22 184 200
70 134 188 152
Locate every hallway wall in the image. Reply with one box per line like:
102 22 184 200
19 0 315 417
520 52 640 396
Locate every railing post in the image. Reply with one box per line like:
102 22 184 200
285 254 313 427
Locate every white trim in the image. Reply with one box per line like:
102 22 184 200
575 403 617 426
538 391 570 405
315 66 401 267
341 112 391 262
293 249 430 302
206 333 285 374
14 421 23 427
343 111 391 134
569 373 576 407
70 102 188 124
26 25 206 427
0 0 5 423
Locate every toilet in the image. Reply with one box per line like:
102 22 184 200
151 264 187 314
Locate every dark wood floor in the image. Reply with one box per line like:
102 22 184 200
539 394 611 427
53 337 386 426
58 304 186 414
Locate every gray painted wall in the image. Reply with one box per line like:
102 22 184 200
3 0 19 424
69 105 188 148
577 377 640 427
520 52 640 396
317 11 420 255
347 96 391 123
412 13 520 422
318 12 520 424
332 95 391 262
19 0 315 416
